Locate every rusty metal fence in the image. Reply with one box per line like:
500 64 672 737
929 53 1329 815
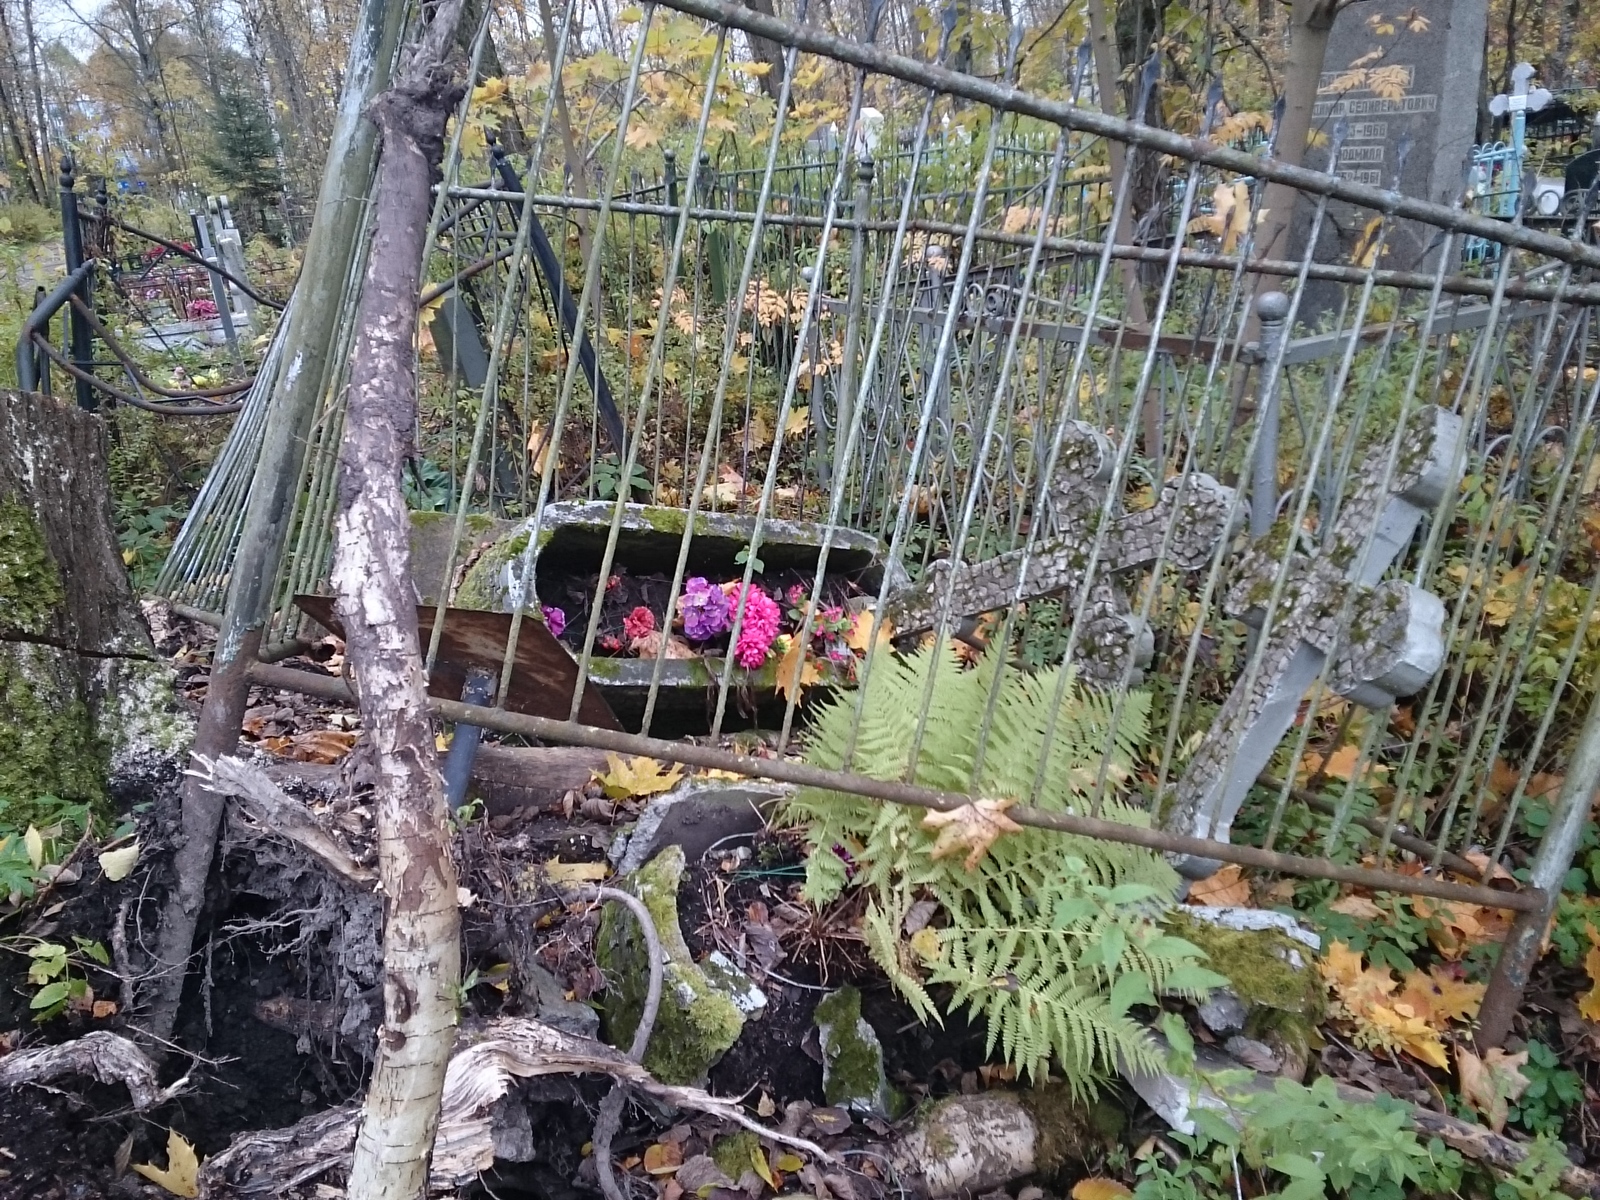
157 0 1600 1040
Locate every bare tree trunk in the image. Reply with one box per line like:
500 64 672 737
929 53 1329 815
21 0 49 186
1085 0 1149 330
1246 0 1342 302
334 1 466 1195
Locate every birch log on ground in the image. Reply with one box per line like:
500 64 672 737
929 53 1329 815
330 3 467 1196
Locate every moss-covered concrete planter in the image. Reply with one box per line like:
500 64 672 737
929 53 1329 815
445 501 884 730
596 845 760 1084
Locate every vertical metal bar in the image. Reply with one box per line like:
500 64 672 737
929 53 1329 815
58 156 95 412
835 154 873 486
1249 291 1289 541
1477 681 1600 1048
664 148 678 246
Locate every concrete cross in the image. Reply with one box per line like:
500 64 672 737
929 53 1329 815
884 420 1241 686
1163 405 1464 879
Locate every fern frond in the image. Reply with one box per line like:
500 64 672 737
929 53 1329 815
780 645 1211 1095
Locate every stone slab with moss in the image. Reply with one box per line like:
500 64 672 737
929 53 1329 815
1163 906 1324 1079
594 844 758 1084
0 392 185 825
814 985 901 1119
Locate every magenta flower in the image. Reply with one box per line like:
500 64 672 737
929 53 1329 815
186 297 219 320
679 576 731 641
730 584 781 669
541 605 566 637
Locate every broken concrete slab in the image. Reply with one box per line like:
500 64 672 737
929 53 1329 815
596 845 761 1085
814 986 897 1119
609 778 789 875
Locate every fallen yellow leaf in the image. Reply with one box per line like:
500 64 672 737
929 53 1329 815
1456 1046 1530 1133
845 609 894 654
1578 926 1600 1022
774 634 821 703
544 859 610 885
1073 1179 1133 1200
922 797 1024 871
596 753 685 799
1186 863 1250 907
133 1129 200 1197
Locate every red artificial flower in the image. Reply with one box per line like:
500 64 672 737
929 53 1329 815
623 606 656 641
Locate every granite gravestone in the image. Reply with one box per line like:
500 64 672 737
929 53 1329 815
1299 0 1488 288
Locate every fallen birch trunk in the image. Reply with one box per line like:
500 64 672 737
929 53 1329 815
197 1018 829 1197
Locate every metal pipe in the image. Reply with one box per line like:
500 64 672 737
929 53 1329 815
437 187 1600 305
244 659 1546 914
17 262 92 392
1477 680 1600 1047
192 209 241 365
441 667 497 810
1250 291 1290 540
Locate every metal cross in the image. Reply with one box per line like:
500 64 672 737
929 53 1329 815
884 421 1241 686
1163 405 1464 879
1487 63 1552 202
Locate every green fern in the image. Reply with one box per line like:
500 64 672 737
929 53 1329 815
782 645 1225 1096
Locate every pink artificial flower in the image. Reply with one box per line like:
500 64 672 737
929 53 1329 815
541 605 566 637
623 606 656 641
729 584 781 669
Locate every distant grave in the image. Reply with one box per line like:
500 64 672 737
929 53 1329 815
1298 0 1489 300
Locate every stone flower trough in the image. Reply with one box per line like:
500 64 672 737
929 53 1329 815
410 501 884 733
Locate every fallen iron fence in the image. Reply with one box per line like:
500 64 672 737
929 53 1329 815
156 0 1600 1043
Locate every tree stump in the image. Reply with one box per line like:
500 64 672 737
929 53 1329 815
0 391 185 819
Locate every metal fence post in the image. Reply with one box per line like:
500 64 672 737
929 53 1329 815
1250 290 1290 541
831 153 873 488
58 156 96 412
663 148 678 246
1477 681 1600 1048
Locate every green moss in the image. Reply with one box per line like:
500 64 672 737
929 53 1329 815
407 510 498 537
1165 913 1324 1019
814 986 900 1115
456 529 541 611
639 506 689 536
0 504 105 818
596 845 745 1084
0 501 65 637
710 1130 760 1181
1016 1084 1120 1173
0 645 105 818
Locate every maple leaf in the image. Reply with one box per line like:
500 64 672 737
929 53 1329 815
1072 1181 1133 1200
134 1129 200 1197
1328 894 1383 920
1578 926 1600 1022
595 753 685 799
1366 1001 1449 1068
1396 967 1484 1025
922 797 1024 871
774 634 821 703
845 609 894 653
1187 863 1250 906
1456 1046 1530 1133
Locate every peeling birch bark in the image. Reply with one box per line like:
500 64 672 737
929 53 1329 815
330 3 467 1196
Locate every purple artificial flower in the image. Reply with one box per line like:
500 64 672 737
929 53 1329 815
679 576 730 641
541 605 567 637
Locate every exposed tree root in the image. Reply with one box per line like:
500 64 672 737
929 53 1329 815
196 1018 831 1197
0 1031 192 1111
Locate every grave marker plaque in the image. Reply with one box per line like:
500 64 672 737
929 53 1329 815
1300 0 1488 287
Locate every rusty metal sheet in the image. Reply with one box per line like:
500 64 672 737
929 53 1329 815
294 595 622 732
